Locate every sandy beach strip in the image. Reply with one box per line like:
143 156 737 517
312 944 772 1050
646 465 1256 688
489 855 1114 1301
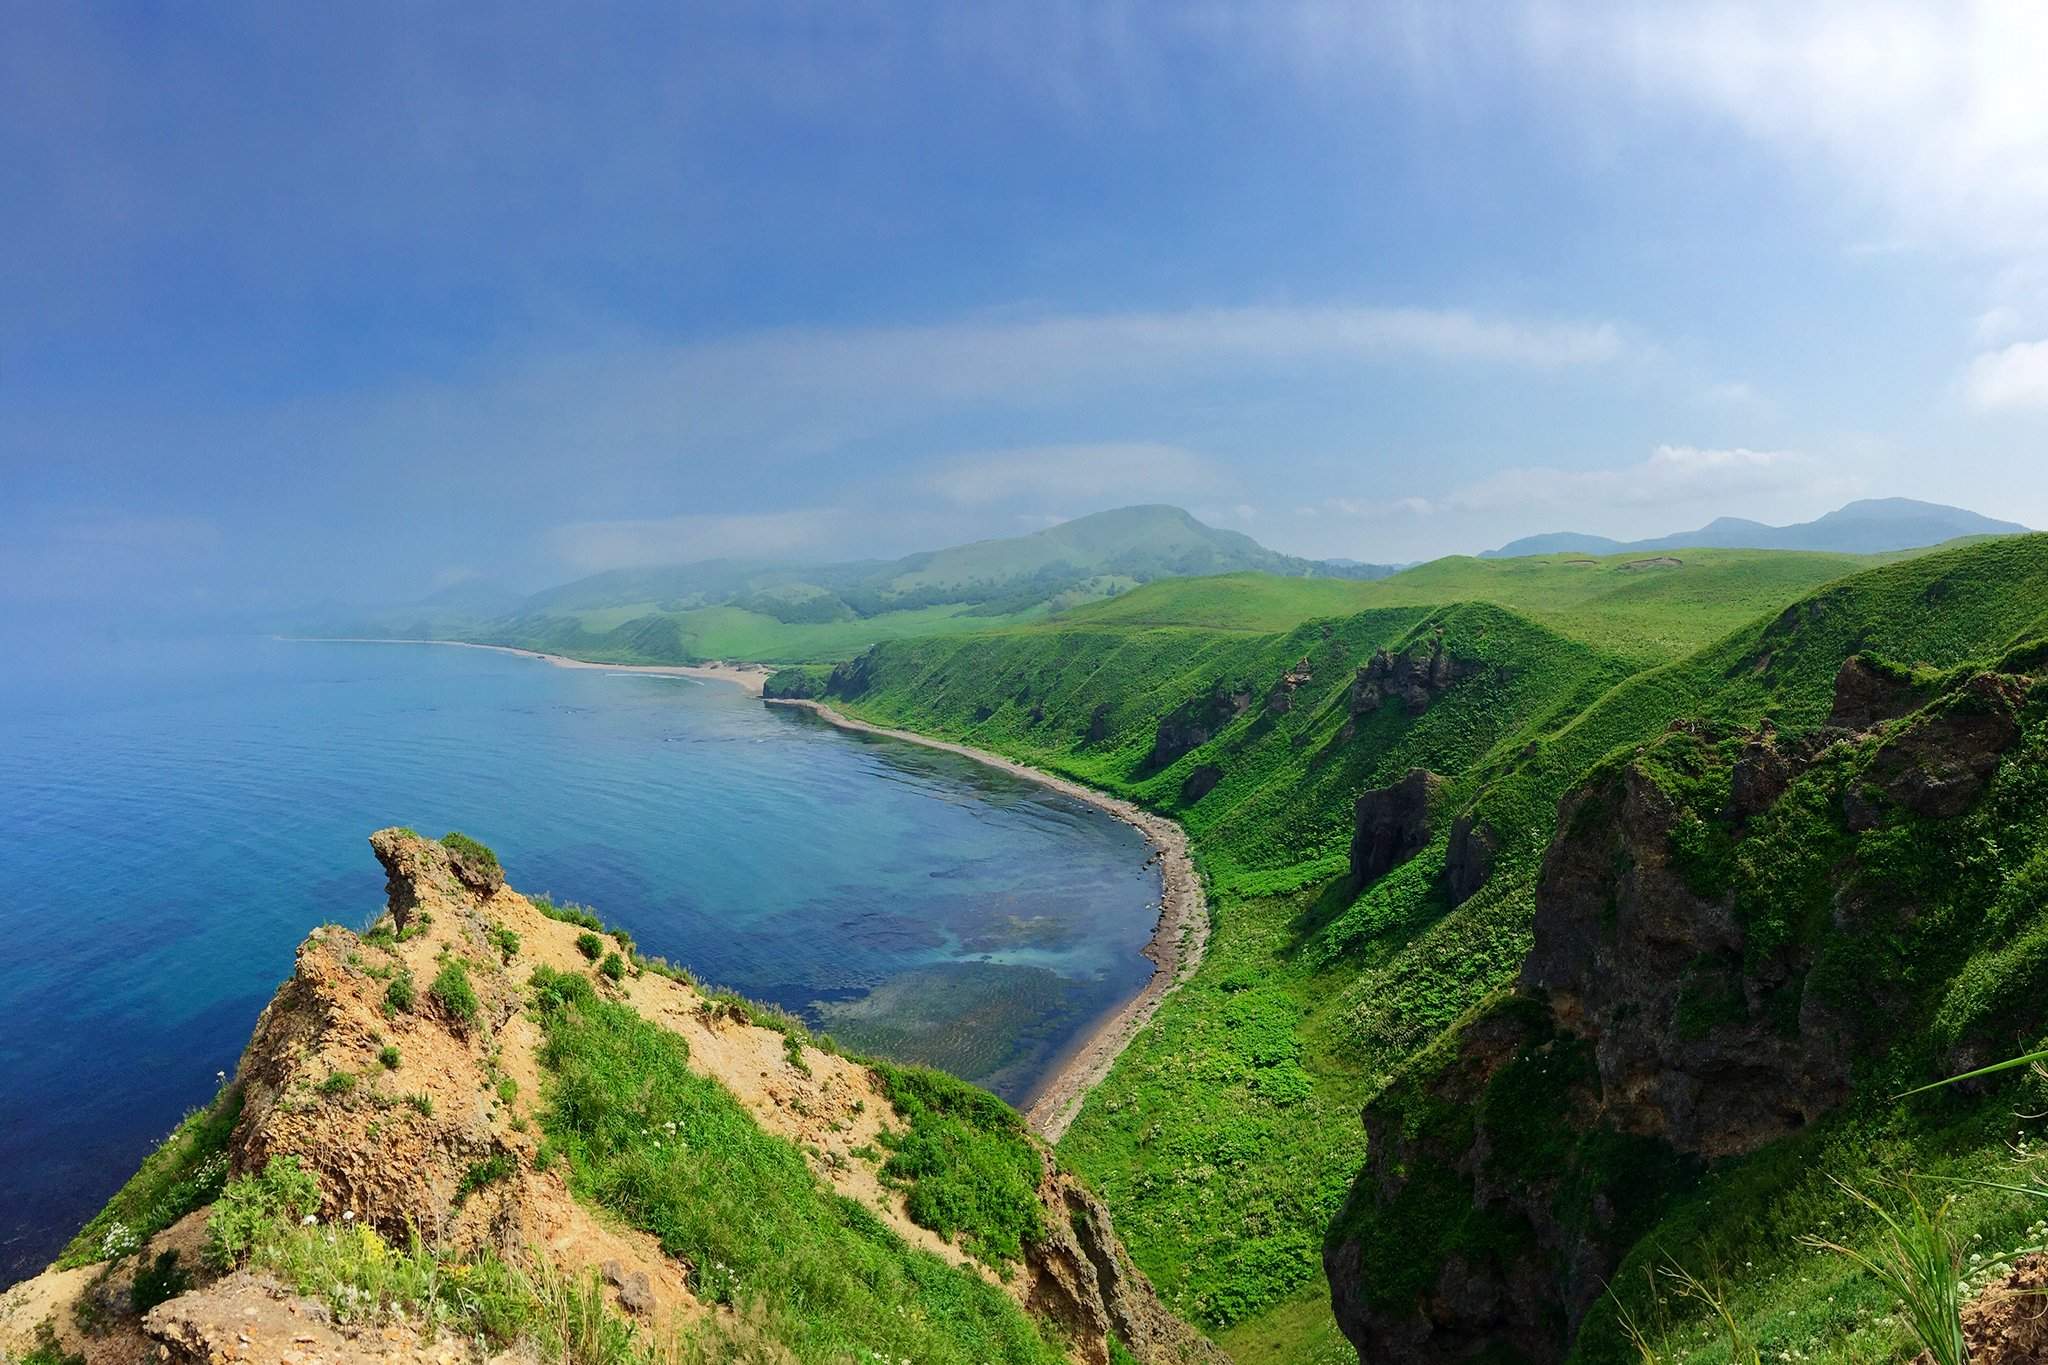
764 696 1209 1143
290 638 775 695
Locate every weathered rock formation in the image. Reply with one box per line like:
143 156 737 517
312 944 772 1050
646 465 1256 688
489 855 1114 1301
1351 635 1462 717
1326 657 2042 1363
1147 681 1251 769
1266 656 1315 714
1350 769 1442 886
1441 811 1497 907
1179 764 1224 804
1825 652 1928 731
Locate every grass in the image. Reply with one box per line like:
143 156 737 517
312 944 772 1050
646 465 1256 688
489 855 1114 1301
430 960 481 1029
439 831 500 871
523 966 1069 1362
868 1061 1045 1267
793 533 2048 1352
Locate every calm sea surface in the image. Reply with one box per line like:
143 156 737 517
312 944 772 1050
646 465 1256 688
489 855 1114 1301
0 638 1157 1282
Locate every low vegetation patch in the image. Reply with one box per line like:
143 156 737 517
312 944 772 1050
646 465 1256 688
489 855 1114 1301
429 960 480 1029
524 965 1067 1363
870 1062 1044 1267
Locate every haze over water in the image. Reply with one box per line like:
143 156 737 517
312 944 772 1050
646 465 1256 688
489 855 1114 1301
0 639 1158 1282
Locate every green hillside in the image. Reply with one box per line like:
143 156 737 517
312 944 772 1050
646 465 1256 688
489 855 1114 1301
774 533 2048 1362
328 505 1394 663
1067 546 1907 665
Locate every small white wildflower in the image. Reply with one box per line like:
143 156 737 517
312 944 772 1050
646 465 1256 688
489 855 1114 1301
301 1214 318 1226
343 1210 355 1222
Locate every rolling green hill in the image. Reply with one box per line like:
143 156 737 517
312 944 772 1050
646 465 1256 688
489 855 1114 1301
1064 547 1892 664
771 533 2048 1362
324 505 1395 663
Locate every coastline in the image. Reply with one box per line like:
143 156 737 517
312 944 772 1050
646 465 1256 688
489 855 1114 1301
292 635 1204 1142
765 696 1208 1143
286 637 774 695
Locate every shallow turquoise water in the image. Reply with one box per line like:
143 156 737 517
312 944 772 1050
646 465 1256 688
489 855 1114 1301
0 638 1157 1280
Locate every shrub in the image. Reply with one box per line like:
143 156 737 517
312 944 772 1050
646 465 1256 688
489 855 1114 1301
384 972 417 1014
575 932 603 962
378 1045 401 1070
206 1155 322 1268
317 1071 356 1098
598 951 625 983
406 1093 434 1117
489 926 520 963
532 896 604 932
438 831 500 871
430 961 480 1029
129 1249 190 1314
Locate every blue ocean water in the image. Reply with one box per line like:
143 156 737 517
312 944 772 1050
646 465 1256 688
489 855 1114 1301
0 638 1158 1282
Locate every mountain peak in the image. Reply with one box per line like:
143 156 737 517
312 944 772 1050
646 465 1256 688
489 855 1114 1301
1482 498 2027 559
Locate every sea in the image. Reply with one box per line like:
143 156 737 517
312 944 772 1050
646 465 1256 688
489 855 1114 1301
0 637 1159 1282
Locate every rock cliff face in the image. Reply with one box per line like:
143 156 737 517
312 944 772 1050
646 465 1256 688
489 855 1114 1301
1349 769 1442 886
1326 656 2043 1362
1148 681 1252 770
1351 634 1462 717
2 831 1220 1365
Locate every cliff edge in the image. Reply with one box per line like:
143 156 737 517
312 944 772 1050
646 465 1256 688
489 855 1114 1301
1 829 1222 1365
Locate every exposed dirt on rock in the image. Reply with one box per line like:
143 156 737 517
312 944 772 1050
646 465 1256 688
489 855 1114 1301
1950 1252 2048 1364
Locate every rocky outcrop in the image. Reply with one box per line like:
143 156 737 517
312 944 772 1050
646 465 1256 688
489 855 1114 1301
1850 671 2029 823
1265 656 1314 714
1442 812 1497 906
825 648 879 699
1826 652 1928 731
1351 634 1463 717
1179 764 1224 804
1147 681 1251 769
1327 661 2043 1362
1023 1156 1225 1365
1522 763 1852 1158
1350 769 1442 886
5 829 1218 1365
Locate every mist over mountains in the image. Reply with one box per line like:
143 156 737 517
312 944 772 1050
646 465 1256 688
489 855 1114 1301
1481 497 2025 559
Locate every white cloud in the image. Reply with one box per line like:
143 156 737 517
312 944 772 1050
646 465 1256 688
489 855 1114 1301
1212 2 2048 259
1963 340 2048 411
924 442 1230 507
1447 445 1845 515
543 509 846 573
1974 306 2027 347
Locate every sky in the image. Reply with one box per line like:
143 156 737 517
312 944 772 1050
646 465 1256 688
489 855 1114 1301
8 1 2048 616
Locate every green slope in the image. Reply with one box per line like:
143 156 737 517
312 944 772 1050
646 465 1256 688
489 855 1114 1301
1068 546 1894 665
360 505 1393 664
784 533 2048 1360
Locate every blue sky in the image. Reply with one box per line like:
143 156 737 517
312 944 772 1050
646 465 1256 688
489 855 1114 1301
7 2 2048 613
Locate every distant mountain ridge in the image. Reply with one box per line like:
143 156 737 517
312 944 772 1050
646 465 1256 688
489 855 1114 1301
310 505 1398 661
1481 497 2026 559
